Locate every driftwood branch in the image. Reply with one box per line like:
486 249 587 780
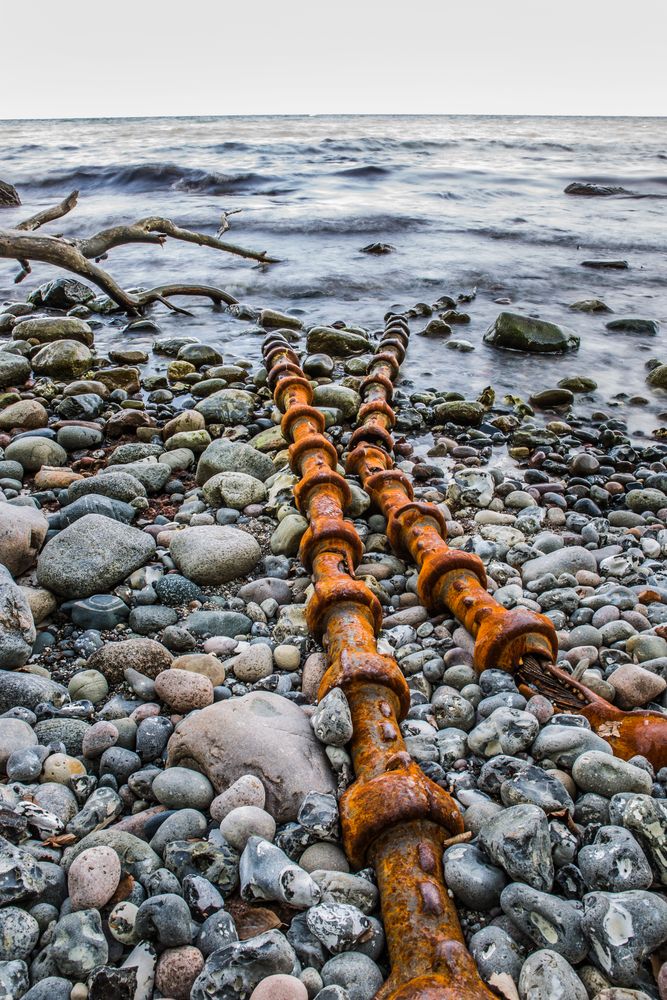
217 208 242 237
71 215 278 265
0 190 278 315
0 229 238 315
16 190 79 232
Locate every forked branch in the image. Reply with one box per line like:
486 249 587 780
0 191 277 314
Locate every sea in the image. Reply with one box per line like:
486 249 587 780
1 114 666 434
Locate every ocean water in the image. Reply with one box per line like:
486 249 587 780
1 114 666 431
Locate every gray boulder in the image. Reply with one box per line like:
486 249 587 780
521 545 597 584
0 352 30 388
167 691 336 822
37 514 155 598
169 525 260 585
194 389 256 425
196 440 275 485
0 565 36 668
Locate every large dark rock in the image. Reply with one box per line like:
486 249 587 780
484 312 579 354
0 181 20 207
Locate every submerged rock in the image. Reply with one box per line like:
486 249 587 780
484 312 580 354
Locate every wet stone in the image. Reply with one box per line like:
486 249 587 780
578 826 653 892
306 903 371 954
443 842 508 910
191 930 297 1000
500 882 587 962
518 949 587 1000
478 804 554 891
582 889 667 986
469 925 525 983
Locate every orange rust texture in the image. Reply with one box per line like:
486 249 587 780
263 334 495 1000
345 315 667 771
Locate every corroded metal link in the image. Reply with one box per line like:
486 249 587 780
360 371 395 401
263 333 494 1000
347 317 667 772
281 402 326 438
293 467 352 516
346 316 559 675
349 422 395 453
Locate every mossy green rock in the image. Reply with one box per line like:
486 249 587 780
32 340 93 379
433 401 484 426
569 299 612 313
306 326 370 357
484 312 579 354
647 365 667 389
530 388 574 408
194 388 255 425
558 376 597 392
15 317 94 346
606 317 659 336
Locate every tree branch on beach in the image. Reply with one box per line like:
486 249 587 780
0 192 278 315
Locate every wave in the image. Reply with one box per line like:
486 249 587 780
23 162 282 195
335 165 392 179
238 213 429 235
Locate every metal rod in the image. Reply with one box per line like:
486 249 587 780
345 315 667 771
263 333 495 1000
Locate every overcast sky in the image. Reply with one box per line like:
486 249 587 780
1 0 665 119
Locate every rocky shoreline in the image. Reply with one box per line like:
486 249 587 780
0 278 666 999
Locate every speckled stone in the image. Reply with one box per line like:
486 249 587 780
156 945 205 999
478 804 554 891
154 668 214 712
68 845 121 910
210 774 266 822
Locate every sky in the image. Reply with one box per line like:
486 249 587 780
1 0 665 119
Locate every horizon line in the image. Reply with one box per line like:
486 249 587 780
1 111 666 125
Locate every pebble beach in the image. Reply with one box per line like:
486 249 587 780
0 114 667 1000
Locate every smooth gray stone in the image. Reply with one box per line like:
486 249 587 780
582 889 667 985
478 804 554 891
578 826 653 892
37 514 155 599
501 883 587 962
469 925 525 982
444 843 508 910
191 930 297 1000
518 949 587 1000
